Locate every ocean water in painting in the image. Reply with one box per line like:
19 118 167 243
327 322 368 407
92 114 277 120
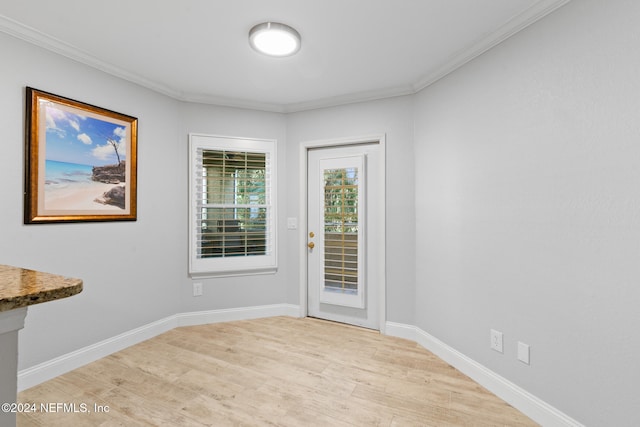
41 102 129 211
45 160 93 188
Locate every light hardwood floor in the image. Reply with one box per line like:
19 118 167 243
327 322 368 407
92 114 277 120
17 317 538 426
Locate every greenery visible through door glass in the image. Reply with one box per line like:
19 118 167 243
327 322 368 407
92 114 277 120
324 168 358 233
323 167 358 292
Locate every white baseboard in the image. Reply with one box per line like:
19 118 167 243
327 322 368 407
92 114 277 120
18 303 300 392
175 303 300 327
385 321 584 427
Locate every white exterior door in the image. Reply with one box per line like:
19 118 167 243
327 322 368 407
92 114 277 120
307 143 383 329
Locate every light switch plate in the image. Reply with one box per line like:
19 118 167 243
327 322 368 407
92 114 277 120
193 282 203 297
518 342 530 365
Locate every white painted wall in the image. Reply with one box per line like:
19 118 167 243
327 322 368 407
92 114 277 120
413 0 640 425
286 96 416 324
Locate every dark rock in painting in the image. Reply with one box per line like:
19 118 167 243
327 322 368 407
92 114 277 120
95 185 126 209
92 161 126 184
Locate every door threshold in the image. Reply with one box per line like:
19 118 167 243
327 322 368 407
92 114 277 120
306 316 380 333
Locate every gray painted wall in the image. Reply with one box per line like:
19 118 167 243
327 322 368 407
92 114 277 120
286 97 416 325
0 33 294 371
177 102 289 313
1 33 181 369
1 0 638 423
413 0 640 425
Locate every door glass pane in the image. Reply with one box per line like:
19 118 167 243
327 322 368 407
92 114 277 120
323 167 358 295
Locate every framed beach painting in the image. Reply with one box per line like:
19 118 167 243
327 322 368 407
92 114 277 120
24 87 137 223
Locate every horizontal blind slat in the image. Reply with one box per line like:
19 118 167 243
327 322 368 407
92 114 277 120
195 147 272 259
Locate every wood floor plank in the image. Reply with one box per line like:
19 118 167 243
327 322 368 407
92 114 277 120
18 317 538 426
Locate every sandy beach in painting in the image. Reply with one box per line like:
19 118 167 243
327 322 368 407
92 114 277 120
44 181 122 211
44 160 124 211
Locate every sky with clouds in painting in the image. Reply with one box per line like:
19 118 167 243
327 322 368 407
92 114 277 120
44 104 128 167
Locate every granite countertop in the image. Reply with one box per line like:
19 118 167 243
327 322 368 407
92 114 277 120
0 265 82 312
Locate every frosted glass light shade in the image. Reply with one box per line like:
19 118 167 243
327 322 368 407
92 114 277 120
249 22 301 57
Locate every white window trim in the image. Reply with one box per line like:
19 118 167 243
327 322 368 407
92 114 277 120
189 133 277 278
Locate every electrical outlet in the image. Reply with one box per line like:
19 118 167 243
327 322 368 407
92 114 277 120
518 342 530 365
193 282 203 297
490 329 503 353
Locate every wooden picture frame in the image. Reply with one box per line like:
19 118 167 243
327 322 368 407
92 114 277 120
24 87 137 224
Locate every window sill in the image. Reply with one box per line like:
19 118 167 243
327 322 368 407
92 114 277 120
189 266 278 279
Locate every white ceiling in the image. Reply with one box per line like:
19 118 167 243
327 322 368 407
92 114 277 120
0 0 569 112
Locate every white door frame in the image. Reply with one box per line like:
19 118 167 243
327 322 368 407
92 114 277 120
298 134 386 333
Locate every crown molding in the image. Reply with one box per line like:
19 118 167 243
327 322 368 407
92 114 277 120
412 0 571 92
0 13 183 99
179 84 415 114
0 0 571 114
280 84 415 113
179 91 289 113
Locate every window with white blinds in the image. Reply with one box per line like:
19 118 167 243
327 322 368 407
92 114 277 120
189 134 277 277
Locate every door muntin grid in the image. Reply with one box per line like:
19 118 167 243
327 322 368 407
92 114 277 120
323 167 359 294
318 154 366 309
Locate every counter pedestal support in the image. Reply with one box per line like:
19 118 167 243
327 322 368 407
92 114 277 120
0 308 27 427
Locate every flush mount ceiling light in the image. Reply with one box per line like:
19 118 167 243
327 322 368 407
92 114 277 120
249 22 301 57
